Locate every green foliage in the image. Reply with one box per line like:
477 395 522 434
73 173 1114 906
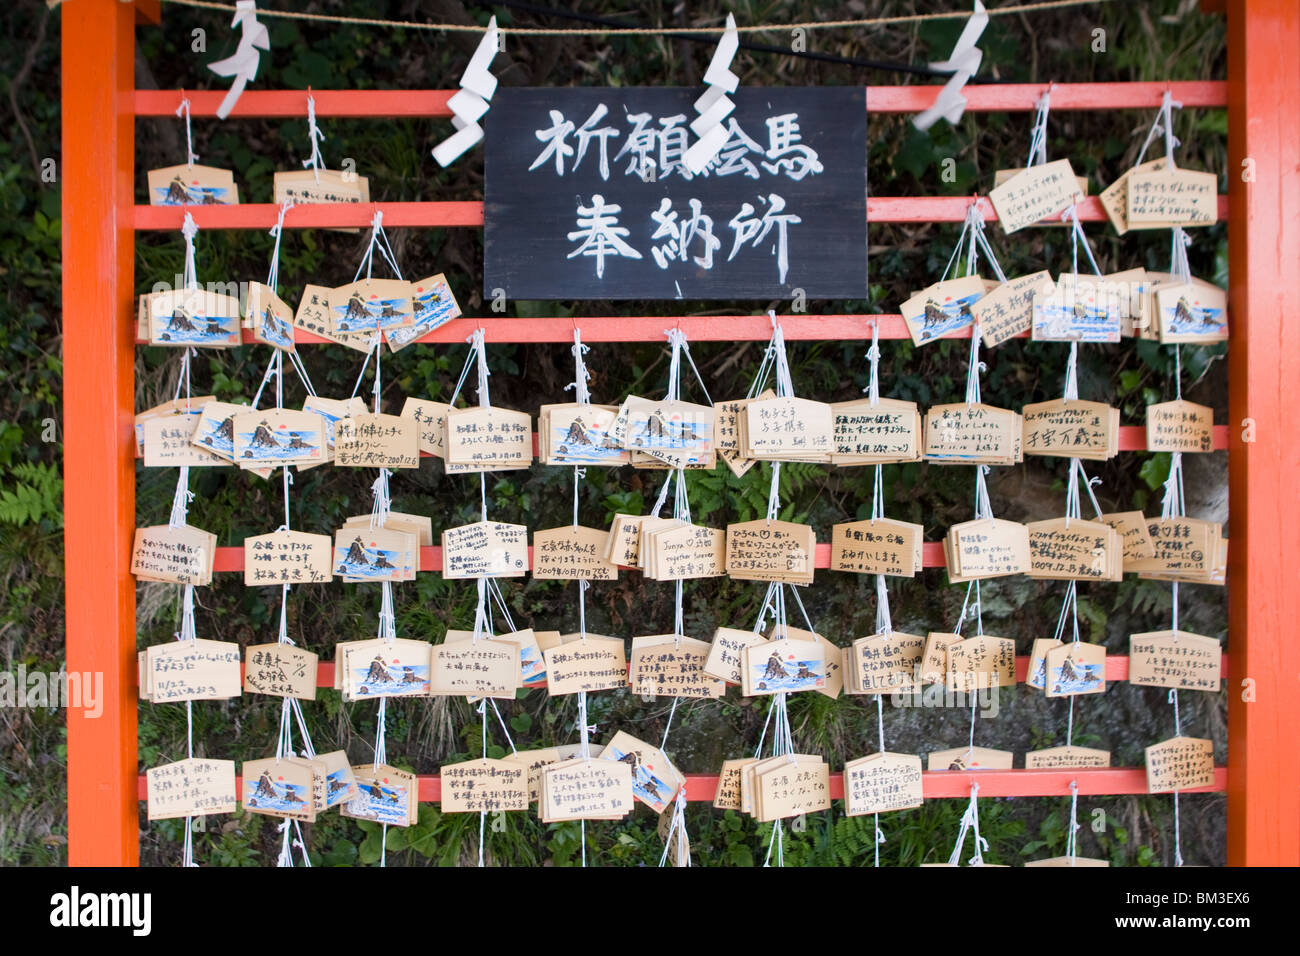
0 462 62 527
0 0 1231 867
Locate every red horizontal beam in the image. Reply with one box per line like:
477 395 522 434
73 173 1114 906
205 653 1231 690
133 313 1240 350
131 196 1229 230
134 766 1228 802
131 423 1230 467
132 83 1226 120
208 517 1233 573
134 202 483 230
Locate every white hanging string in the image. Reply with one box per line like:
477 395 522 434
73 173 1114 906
303 92 326 183
939 204 977 284
1026 88 1052 168
970 206 1008 283
1066 779 1081 864
1160 436 1188 867
973 464 994 522
871 568 893 866
176 96 199 167
181 212 199 292
567 328 591 406
964 325 984 406
265 201 294 292
1134 89 1182 168
947 782 989 865
864 321 881 406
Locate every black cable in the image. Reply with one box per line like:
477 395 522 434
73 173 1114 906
478 0 1019 83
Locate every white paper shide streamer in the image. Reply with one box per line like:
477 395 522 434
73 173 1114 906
683 14 740 174
913 1 988 131
433 17 502 167
208 1 271 120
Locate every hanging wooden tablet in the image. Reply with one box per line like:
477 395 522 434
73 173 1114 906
1031 274 1121 342
972 271 1053 347
342 765 418 827
1021 399 1119 460
830 517 922 577
243 643 318 699
741 637 825 696
146 758 237 821
725 519 815 584
715 392 770 477
332 527 417 582
540 757 634 822
1128 630 1222 692
1025 745 1111 769
1145 736 1215 793
387 273 461 352
1126 168 1217 229
713 759 750 810
1027 517 1121 581
642 522 726 581
294 284 374 352
703 626 767 685
944 634 1015 691
1100 157 1168 234
333 413 420 469
843 752 924 816
923 402 1020 465
542 634 627 695
399 398 449 457
539 403 628 466
830 397 922 464
899 276 986 345
622 399 716 468
337 638 432 701
628 634 725 698
441 520 528 579
1156 282 1228 343
148 164 239 205
444 406 533 470
273 167 369 207
599 731 684 814
1100 511 1156 568
231 409 327 468
245 281 296 352
919 632 960 686
131 524 214 585
846 631 925 695
1025 637 1063 691
143 639 241 703
135 396 214 455
988 158 1081 233
430 638 519 699
141 414 227 468
315 751 358 811
926 746 1014 771
1044 642 1107 698
150 288 242 348
440 758 529 813
945 517 1031 580
242 757 316 822
531 526 619 580
743 396 834 460
753 754 831 822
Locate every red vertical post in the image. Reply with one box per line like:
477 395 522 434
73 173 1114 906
61 0 138 865
1225 0 1300 866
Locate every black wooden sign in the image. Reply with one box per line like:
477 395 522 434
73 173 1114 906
484 87 866 301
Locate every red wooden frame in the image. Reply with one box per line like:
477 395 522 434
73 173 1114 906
133 767 1229 803
61 0 1299 865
